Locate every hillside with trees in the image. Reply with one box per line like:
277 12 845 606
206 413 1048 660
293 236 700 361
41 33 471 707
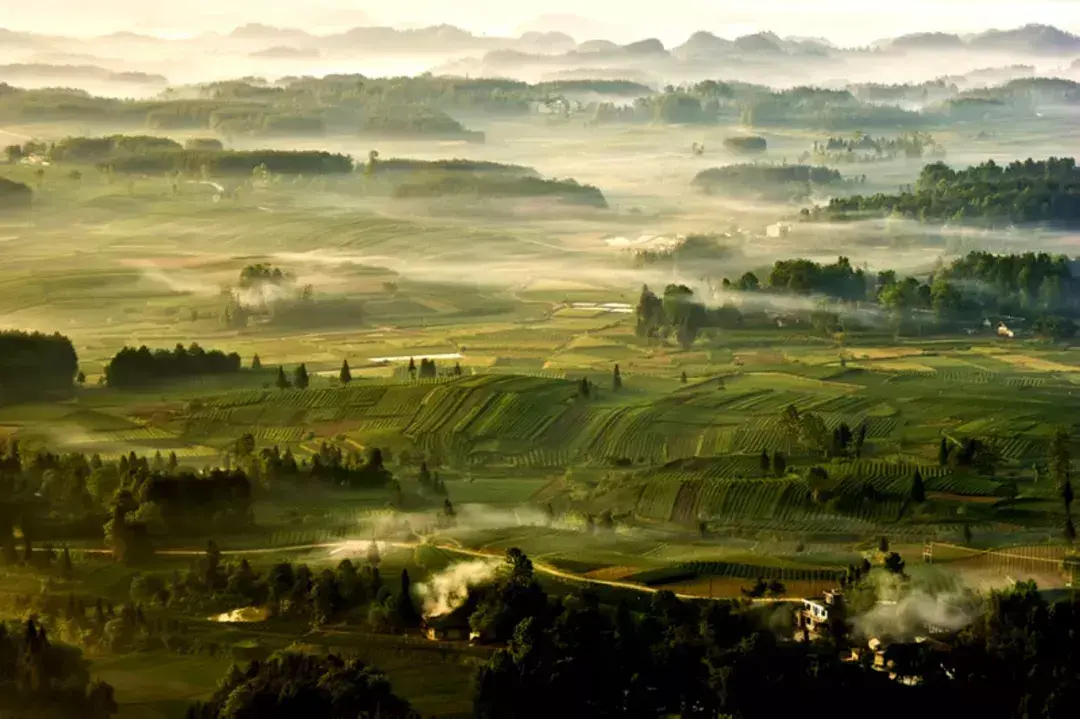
821 157 1080 225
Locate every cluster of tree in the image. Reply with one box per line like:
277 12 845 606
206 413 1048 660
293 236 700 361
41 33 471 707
416 461 448 496
237 263 288 288
823 157 1080 225
0 619 117 718
584 83 930 130
405 358 462 380
935 251 1078 319
390 173 607 208
187 652 416 718
470 545 1080 719
804 132 945 164
0 175 32 212
766 255 869 300
273 363 310 390
0 330 78 404
364 157 538 178
45 135 182 163
716 251 1080 337
228 437 394 492
358 105 483 140
105 467 253 563
722 135 767 153
777 405 866 460
104 343 242 389
634 284 711 350
848 80 959 105
100 149 354 176
184 138 224 151
630 233 735 269
693 163 855 200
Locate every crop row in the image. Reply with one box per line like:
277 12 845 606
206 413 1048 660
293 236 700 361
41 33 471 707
101 427 176 442
807 394 880 414
694 479 809 522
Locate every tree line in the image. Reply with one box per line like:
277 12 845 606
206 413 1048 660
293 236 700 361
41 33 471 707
706 251 1080 338
104 344 242 389
692 163 855 200
823 157 1080 225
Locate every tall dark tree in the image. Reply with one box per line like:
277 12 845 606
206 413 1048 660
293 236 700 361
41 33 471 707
612 364 622 391
293 363 310 390
759 449 771 477
339 359 352 385
251 354 262 370
772 451 786 478
911 469 926 503
939 437 950 466
396 569 418 625
275 366 290 390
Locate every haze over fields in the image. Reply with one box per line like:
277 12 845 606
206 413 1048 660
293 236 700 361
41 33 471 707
5 3 1080 718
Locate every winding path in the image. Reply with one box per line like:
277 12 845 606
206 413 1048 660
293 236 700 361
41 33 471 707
70 539 802 603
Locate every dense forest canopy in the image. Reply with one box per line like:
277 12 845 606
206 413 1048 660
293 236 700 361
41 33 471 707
0 331 78 404
822 157 1080 225
104 344 242 389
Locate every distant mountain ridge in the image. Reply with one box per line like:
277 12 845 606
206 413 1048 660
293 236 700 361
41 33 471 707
0 21 1076 57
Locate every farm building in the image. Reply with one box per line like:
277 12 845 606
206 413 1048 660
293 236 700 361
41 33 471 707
765 222 791 238
795 589 845 641
851 636 951 685
422 606 473 642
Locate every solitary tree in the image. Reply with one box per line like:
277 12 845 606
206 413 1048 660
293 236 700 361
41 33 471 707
911 469 926 503
275 366 290 390
612 364 622 391
339 359 352 385
407 357 416 380
938 437 950 466
878 536 890 553
1050 428 1072 513
293 363 310 390
680 371 688 384
251 354 262 371
759 449 771 477
772 452 787 478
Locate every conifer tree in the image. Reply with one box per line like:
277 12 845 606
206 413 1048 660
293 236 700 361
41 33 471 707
293 363 310 390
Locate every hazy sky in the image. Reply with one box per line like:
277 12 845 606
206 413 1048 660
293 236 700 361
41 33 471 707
4 0 1080 45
